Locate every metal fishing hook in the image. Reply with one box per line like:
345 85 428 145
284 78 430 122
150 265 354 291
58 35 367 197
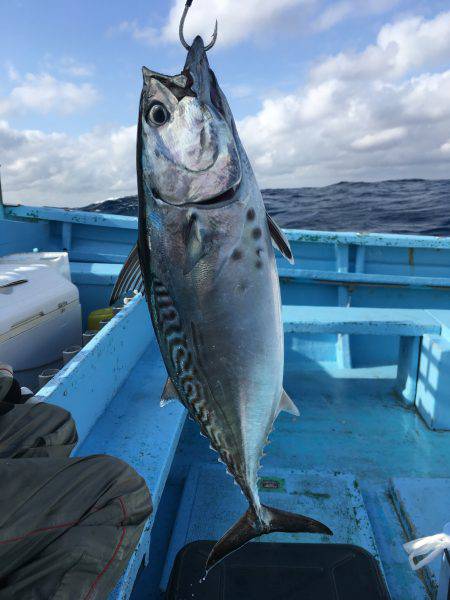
179 0 218 52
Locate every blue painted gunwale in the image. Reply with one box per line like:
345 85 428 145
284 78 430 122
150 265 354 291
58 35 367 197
5 203 450 249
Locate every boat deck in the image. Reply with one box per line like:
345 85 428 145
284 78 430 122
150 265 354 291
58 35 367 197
130 362 450 599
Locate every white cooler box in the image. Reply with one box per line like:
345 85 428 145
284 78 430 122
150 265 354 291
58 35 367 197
0 260 82 388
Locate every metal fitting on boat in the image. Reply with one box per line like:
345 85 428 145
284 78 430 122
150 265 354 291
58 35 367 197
82 330 97 347
62 345 81 365
38 368 59 389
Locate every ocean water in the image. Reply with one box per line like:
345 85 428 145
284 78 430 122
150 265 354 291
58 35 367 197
82 179 450 236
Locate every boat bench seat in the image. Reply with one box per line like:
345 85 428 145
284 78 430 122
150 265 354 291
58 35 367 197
278 267 450 291
282 305 449 415
282 305 441 337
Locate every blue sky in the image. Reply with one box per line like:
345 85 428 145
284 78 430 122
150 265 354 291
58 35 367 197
1 0 450 206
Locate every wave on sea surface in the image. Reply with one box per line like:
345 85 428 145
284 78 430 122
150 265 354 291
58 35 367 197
81 178 450 236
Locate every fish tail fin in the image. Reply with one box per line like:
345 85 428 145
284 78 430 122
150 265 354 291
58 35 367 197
205 503 332 573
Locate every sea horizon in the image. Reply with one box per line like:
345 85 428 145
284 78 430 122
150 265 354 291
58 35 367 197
80 177 450 237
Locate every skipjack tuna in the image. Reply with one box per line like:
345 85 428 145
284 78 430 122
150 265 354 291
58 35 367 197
112 0 332 573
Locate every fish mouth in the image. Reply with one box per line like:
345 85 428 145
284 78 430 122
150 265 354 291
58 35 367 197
193 181 240 208
152 180 241 209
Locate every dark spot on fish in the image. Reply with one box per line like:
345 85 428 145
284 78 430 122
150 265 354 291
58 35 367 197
200 127 206 148
247 208 256 221
256 248 263 256
252 227 262 240
231 248 242 260
255 260 263 269
165 309 177 321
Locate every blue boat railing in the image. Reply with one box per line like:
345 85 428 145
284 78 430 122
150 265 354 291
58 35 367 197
3 203 450 371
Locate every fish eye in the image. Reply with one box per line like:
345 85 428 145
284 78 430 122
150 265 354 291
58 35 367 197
147 102 170 126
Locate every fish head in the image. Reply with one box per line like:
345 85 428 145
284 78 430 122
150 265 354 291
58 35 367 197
139 36 242 207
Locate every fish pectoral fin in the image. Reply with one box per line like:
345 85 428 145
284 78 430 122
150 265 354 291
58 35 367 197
266 212 294 265
206 504 332 573
110 243 144 305
160 377 180 407
184 215 209 275
278 389 300 417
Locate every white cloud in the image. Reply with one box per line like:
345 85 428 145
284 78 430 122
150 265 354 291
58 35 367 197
237 12 450 187
400 71 450 121
56 57 95 78
351 127 407 151
1 120 136 206
314 1 354 32
377 12 450 75
238 65 450 186
0 72 99 116
441 141 450 154
313 0 400 32
5 61 19 81
114 20 161 46
313 11 450 81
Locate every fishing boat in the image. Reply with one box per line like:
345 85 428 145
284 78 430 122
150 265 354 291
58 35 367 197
1 195 449 599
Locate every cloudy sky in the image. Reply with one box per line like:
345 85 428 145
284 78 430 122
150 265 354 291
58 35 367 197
1 0 450 207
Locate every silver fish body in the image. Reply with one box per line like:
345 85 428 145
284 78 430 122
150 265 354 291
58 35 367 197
114 35 331 572
142 143 281 510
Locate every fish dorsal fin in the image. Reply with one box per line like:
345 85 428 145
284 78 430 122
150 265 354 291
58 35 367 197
277 389 300 417
266 213 294 265
160 377 180 407
110 243 144 305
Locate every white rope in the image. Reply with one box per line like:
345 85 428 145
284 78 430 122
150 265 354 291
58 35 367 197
403 523 450 571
